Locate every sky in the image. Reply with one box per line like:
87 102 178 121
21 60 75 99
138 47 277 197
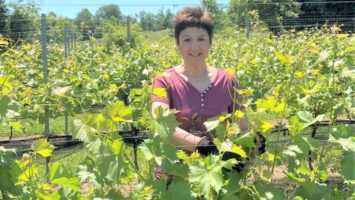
12 0 231 19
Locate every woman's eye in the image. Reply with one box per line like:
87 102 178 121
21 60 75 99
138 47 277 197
198 38 206 41
183 38 191 42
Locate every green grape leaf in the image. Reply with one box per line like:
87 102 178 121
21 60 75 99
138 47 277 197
154 106 178 140
77 165 101 189
110 139 124 155
161 143 178 161
31 138 54 158
215 122 227 142
297 111 313 123
71 119 96 143
98 155 123 184
331 125 354 139
177 150 189 161
0 96 19 118
288 115 306 137
188 155 224 198
49 162 61 181
273 98 286 113
9 121 21 132
233 132 254 148
293 136 316 153
297 111 324 128
295 181 329 200
287 172 306 183
261 121 274 134
0 147 22 195
288 145 303 154
51 177 80 191
297 161 311 175
37 149 52 157
18 164 39 183
223 172 241 194
275 51 294 64
58 187 82 200
231 145 247 158
139 139 154 161
329 135 355 152
255 97 277 112
341 152 355 180
87 138 111 156
107 101 132 122
261 152 278 162
204 116 220 133
164 181 194 200
255 181 284 200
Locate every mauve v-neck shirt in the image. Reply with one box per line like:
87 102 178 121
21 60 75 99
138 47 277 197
152 67 243 135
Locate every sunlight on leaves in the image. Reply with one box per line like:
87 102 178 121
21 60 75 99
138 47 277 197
31 138 54 158
108 101 132 122
52 86 72 96
261 121 274 134
153 87 168 98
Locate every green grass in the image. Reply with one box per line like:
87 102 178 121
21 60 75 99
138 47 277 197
142 29 172 42
34 145 87 178
0 115 74 139
29 143 149 187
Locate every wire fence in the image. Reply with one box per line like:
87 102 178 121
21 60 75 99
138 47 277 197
1 9 354 138
4 1 355 7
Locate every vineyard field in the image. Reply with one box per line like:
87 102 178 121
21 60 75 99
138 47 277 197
0 26 354 199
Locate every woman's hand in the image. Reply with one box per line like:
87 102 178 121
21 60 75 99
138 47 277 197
221 151 247 172
196 137 247 172
195 137 219 155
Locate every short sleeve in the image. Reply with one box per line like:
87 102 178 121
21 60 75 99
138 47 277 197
152 76 170 105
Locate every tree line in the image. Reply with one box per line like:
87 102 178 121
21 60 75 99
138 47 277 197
0 0 354 44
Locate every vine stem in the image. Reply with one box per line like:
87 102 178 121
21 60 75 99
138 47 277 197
123 151 145 181
314 124 333 176
330 31 338 121
270 47 299 181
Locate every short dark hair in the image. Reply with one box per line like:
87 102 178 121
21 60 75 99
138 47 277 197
173 7 214 45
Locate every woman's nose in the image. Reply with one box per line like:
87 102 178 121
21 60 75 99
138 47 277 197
189 40 200 50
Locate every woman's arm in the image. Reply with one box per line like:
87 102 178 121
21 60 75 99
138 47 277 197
151 101 203 152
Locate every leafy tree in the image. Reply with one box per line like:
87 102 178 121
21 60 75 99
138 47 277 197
95 4 123 23
299 0 355 13
202 0 224 29
298 0 355 31
227 0 301 31
94 4 123 39
7 3 38 41
138 9 173 31
324 0 355 12
101 19 142 50
155 8 173 30
138 11 157 31
75 8 95 40
0 0 8 35
46 12 79 44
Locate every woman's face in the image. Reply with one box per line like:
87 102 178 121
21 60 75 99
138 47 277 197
178 27 211 66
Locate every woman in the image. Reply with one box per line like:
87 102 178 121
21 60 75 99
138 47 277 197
151 7 262 173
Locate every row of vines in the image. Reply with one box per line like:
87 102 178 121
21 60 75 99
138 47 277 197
0 25 354 199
